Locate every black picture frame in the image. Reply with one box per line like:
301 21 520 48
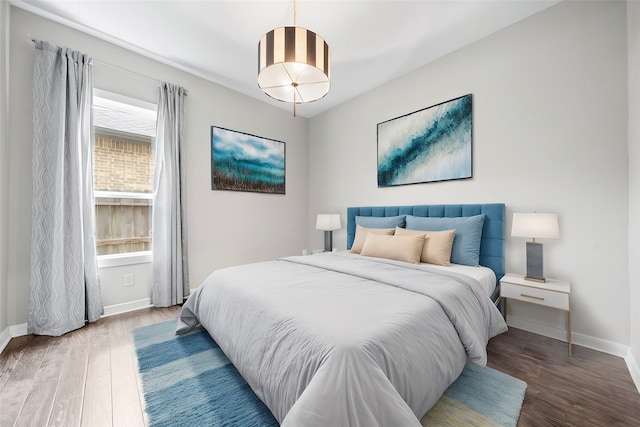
211 126 286 194
377 94 472 187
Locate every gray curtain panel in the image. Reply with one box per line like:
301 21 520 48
29 41 103 336
151 82 189 307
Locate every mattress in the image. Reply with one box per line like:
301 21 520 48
406 258 497 296
334 251 496 296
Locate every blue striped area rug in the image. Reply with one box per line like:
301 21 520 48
420 363 527 426
132 320 526 427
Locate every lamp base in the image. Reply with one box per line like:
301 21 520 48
324 230 333 252
525 241 545 282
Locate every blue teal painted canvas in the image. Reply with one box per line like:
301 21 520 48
377 94 472 187
211 127 285 194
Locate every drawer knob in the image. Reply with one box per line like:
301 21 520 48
521 293 544 301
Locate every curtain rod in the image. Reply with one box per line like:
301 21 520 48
30 37 188 94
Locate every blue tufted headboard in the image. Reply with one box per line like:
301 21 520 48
346 203 505 288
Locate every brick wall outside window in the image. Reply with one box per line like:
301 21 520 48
94 133 153 193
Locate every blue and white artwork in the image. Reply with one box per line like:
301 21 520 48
377 94 472 187
211 126 285 194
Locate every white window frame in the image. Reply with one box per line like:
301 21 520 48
93 90 156 268
97 251 152 268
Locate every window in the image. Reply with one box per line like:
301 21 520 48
93 90 157 259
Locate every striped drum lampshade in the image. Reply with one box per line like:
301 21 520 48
258 1 330 116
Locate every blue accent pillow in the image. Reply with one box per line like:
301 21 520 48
355 215 406 229
405 214 485 266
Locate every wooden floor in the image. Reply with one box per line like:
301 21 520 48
0 306 181 427
487 327 640 426
1 306 639 426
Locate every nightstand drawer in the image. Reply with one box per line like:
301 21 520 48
500 282 569 311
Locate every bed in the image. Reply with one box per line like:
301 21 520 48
177 203 507 427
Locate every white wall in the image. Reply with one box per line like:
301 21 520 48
99 261 152 308
308 0 630 348
6 7 309 326
0 0 10 334
628 0 640 371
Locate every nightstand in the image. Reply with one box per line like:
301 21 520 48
499 273 572 356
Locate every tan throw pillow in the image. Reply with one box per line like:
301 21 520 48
360 233 425 264
350 225 395 254
395 227 455 266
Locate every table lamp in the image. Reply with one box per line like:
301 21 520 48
316 214 341 252
511 212 559 282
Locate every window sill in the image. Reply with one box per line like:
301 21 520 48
97 251 152 268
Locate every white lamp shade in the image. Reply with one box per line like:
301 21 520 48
316 214 341 231
511 213 560 239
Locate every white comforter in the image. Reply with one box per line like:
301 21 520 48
177 252 507 427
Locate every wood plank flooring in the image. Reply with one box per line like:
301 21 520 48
487 327 640 426
0 306 180 427
1 306 639 426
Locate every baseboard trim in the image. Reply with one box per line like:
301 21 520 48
0 322 28 354
625 350 640 395
0 298 152 354
0 326 11 355
506 314 629 358
102 298 152 317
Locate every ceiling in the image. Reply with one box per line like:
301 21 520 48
13 0 560 118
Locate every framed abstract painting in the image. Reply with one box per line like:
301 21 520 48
377 94 472 187
211 126 285 194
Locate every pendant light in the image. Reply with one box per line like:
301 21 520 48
258 0 330 116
